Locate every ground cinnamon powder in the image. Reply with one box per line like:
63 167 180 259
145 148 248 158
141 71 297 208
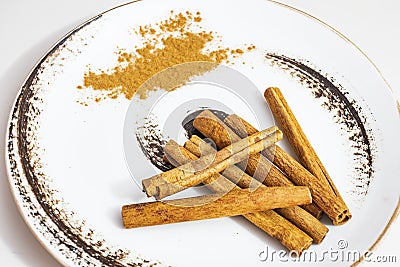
80 11 246 101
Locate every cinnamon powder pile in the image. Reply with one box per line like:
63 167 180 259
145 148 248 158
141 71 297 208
80 11 246 101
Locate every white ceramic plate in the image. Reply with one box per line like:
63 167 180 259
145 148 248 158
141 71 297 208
6 0 399 266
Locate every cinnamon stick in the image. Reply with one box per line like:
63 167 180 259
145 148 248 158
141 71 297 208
122 186 311 228
185 136 265 190
224 114 324 216
164 140 313 253
185 137 328 244
192 110 323 219
264 87 351 225
164 140 235 191
143 126 282 199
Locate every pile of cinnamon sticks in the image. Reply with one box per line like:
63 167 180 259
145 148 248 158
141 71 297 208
121 87 351 254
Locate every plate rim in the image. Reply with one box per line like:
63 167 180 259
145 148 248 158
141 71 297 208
5 0 400 266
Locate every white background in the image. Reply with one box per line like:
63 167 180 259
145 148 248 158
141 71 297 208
0 0 398 266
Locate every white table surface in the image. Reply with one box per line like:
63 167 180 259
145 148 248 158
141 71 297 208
0 1 398 266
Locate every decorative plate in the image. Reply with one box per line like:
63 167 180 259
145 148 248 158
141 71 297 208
6 0 399 266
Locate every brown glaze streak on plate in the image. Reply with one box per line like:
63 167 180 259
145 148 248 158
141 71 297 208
135 109 229 173
6 12 155 267
265 53 376 199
